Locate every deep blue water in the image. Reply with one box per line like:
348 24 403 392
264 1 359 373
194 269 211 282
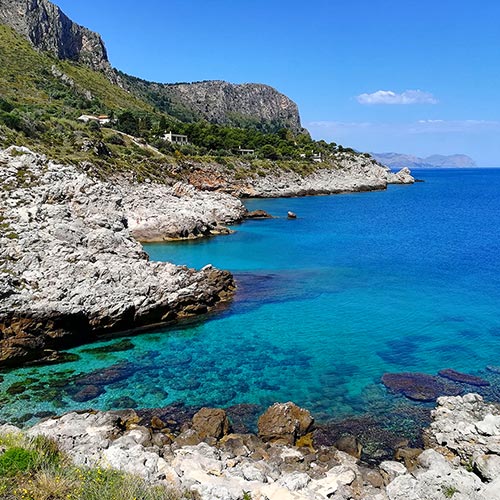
2 168 500 432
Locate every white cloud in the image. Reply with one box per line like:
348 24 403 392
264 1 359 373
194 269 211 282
308 119 500 134
356 89 438 105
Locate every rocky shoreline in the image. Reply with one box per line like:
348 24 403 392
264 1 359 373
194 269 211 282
0 146 245 367
0 394 497 499
0 147 413 367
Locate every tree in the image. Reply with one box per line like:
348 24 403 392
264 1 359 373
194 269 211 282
259 144 279 160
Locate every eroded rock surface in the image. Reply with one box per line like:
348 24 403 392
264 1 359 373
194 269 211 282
0 147 243 366
2 395 497 500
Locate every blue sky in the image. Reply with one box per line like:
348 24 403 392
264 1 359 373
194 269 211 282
55 0 500 165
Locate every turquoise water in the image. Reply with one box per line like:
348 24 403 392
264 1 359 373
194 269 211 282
1 168 500 433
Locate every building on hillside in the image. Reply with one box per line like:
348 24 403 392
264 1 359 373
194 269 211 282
77 114 111 125
299 152 323 162
236 147 255 155
163 132 189 145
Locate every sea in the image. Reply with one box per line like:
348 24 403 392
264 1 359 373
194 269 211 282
1 168 500 438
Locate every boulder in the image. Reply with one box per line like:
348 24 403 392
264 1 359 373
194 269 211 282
334 434 362 459
246 209 272 219
258 402 313 445
192 407 231 440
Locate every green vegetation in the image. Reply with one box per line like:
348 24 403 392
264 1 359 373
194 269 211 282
0 24 369 182
443 485 459 498
0 430 196 500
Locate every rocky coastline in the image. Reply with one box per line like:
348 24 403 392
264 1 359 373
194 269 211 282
0 146 413 367
0 146 245 367
0 394 498 499
184 156 414 198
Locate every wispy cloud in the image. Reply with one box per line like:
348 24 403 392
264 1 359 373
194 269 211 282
356 89 438 105
308 119 500 134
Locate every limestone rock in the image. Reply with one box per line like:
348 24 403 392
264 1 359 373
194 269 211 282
0 0 114 77
426 394 500 459
258 402 313 445
386 167 415 185
379 460 407 484
246 209 273 219
192 408 231 440
124 78 304 133
0 148 241 366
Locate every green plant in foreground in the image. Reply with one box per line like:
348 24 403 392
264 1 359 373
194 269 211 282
0 431 197 500
443 485 459 498
0 447 37 476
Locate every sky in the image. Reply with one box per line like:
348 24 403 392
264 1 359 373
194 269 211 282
54 0 500 165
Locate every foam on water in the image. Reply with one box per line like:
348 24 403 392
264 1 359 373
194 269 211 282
2 168 500 433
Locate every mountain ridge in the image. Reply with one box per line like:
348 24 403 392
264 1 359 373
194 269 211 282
0 0 303 132
372 152 476 169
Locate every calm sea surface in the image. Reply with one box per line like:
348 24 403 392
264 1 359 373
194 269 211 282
2 168 500 432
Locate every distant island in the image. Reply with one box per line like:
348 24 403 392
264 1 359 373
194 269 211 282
372 152 476 169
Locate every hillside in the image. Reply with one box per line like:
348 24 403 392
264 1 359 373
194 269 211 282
0 24 392 188
1 0 303 132
372 152 476 169
120 74 304 133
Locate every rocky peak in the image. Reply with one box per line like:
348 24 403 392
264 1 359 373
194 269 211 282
0 0 112 75
165 80 303 133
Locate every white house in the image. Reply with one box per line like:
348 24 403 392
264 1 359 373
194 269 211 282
77 114 111 125
163 132 189 145
236 147 255 155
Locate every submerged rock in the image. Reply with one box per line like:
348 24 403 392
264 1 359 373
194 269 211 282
382 372 462 402
72 362 135 386
80 339 135 355
71 384 104 402
438 368 490 387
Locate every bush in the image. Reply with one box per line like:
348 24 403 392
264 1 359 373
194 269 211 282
0 447 37 476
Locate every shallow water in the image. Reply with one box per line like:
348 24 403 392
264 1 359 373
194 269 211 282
2 169 500 435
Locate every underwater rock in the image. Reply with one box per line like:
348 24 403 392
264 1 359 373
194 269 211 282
6 382 26 395
382 372 462 402
71 384 104 402
438 368 490 387
73 362 135 386
110 396 138 409
80 339 135 354
25 351 80 366
226 404 262 434
313 415 411 465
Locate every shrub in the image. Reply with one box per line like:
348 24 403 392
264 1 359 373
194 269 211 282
0 447 37 476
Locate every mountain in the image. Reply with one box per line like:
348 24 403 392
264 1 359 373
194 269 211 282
0 0 302 132
120 75 304 133
0 0 114 78
371 152 476 169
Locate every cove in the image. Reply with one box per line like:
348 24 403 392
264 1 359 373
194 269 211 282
1 168 500 438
